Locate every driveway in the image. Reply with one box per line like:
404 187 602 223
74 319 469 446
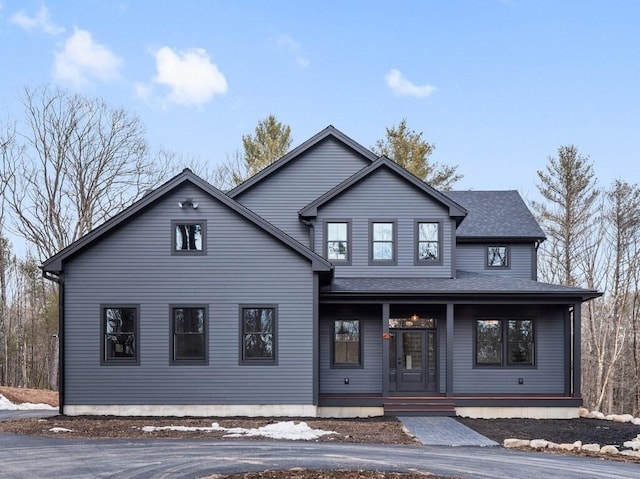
0 409 57 420
1 434 639 479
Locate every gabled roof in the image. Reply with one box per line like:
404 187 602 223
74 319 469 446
444 190 546 241
326 271 600 301
42 169 334 274
227 125 378 198
298 156 468 223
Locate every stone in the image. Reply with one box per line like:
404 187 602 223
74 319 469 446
529 439 549 449
633 418 640 426
588 411 605 420
623 440 640 450
612 414 634 423
600 445 619 455
546 442 560 450
578 407 589 418
504 438 530 448
620 450 640 458
581 443 601 452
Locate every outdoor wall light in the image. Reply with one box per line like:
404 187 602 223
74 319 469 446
178 199 198 209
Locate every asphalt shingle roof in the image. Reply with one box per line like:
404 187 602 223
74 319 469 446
445 190 546 240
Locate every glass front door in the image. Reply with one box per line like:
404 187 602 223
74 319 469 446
390 329 437 393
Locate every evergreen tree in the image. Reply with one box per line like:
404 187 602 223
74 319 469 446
242 114 292 177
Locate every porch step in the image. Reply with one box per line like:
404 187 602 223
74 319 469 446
384 397 456 417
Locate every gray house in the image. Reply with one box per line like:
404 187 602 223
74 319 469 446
42 126 599 418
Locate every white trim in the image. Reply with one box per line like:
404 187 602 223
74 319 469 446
456 406 580 419
64 404 318 417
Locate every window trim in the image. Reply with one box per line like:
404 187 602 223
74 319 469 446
414 219 443 266
170 304 208 365
331 319 363 369
324 219 352 265
369 219 398 266
171 220 207 255
101 304 140 366
473 318 536 369
239 305 278 365
485 245 511 270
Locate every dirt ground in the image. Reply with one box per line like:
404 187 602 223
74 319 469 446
2 386 640 478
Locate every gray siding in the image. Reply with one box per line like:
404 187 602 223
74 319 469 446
314 168 453 277
452 305 566 394
319 305 382 394
456 243 536 279
234 138 371 246
63 184 317 406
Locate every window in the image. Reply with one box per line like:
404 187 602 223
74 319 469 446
487 245 509 268
370 220 396 264
326 221 350 263
102 306 139 364
240 306 277 364
332 320 361 367
172 220 206 254
172 306 207 363
416 221 441 264
475 319 534 367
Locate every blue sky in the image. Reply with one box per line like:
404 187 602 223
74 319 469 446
0 1 638 201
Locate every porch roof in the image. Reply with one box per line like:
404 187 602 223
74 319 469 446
325 270 600 301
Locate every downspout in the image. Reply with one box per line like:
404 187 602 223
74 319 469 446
42 270 64 416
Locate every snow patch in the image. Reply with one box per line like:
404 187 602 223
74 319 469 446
0 394 56 411
141 420 337 440
49 427 73 433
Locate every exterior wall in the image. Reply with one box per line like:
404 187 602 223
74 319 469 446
313 168 454 278
62 183 317 407
456 243 536 279
452 304 566 395
319 304 382 394
233 137 371 246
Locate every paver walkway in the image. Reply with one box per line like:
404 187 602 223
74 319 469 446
398 416 498 446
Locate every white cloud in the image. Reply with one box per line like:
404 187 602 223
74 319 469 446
11 5 64 35
276 34 309 68
151 46 227 106
385 69 435 98
54 29 122 87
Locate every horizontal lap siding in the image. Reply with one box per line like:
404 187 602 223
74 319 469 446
456 244 535 279
452 305 566 394
235 138 370 246
64 184 316 405
314 168 453 277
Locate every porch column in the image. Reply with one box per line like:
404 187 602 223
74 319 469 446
446 303 454 396
573 302 582 398
382 303 390 397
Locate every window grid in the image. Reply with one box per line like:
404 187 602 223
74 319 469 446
326 221 350 263
370 220 396 265
417 222 440 262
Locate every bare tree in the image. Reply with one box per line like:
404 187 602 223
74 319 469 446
0 86 169 260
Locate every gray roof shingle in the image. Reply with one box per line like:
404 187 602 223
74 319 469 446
445 190 546 240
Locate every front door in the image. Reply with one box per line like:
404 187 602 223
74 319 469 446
391 329 437 393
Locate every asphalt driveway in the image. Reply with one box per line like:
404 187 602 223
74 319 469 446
1 433 639 479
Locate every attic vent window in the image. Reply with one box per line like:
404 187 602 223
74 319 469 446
487 246 509 268
172 220 206 255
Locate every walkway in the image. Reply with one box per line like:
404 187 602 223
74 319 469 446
398 416 498 446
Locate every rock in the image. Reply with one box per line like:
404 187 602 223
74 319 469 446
504 438 530 448
546 442 560 449
620 450 640 458
612 414 634 423
604 414 616 421
600 445 619 455
581 443 600 452
623 440 640 450
529 439 549 449
578 407 589 418
588 411 605 420
633 417 640 426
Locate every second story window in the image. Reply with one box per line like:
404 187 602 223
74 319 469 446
487 246 509 268
370 221 396 265
326 221 350 263
172 221 206 254
416 221 441 263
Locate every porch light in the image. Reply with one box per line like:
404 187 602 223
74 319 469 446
410 313 419 322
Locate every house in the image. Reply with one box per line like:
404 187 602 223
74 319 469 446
42 126 600 418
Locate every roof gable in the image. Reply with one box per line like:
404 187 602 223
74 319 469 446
299 156 468 223
227 125 378 198
42 169 333 273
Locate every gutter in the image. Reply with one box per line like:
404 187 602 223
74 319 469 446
42 270 64 416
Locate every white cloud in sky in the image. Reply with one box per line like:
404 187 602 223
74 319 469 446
11 5 64 35
276 34 309 67
151 46 227 106
385 69 435 98
54 29 122 87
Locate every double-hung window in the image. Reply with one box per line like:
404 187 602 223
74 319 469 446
486 245 509 269
475 319 534 367
172 220 206 254
240 306 277 364
416 221 441 264
172 306 207 364
370 220 396 265
332 319 361 367
102 305 139 365
326 221 350 264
